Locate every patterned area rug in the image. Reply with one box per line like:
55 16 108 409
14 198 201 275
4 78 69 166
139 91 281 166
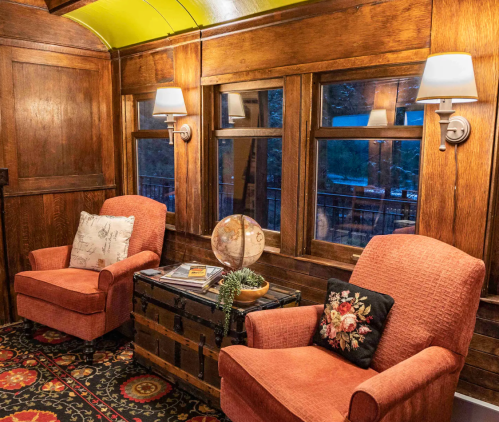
0 323 228 422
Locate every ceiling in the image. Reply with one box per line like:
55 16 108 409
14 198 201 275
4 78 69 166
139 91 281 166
65 0 315 50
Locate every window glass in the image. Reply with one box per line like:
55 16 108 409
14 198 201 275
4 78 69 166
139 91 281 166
218 138 281 231
315 139 420 247
137 138 175 212
321 77 424 127
138 99 168 130
220 89 283 129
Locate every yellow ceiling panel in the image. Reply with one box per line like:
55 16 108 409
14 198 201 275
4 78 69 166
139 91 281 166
66 0 313 49
177 0 309 27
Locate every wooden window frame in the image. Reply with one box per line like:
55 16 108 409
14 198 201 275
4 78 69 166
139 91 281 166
209 79 284 249
122 92 175 226
305 64 425 265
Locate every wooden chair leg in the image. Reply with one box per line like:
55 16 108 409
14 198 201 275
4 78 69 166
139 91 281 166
83 340 96 363
23 318 33 339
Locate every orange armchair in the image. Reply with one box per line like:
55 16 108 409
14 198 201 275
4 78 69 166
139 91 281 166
219 235 485 422
14 195 166 360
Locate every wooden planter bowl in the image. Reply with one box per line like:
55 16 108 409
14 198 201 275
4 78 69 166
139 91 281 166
234 281 270 304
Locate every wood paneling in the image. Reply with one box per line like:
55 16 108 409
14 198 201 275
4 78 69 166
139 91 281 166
280 75 303 256
419 0 499 260
0 0 106 51
457 302 499 406
202 0 431 78
201 49 430 86
2 47 114 196
120 49 174 93
0 3 114 323
174 40 202 234
161 229 353 305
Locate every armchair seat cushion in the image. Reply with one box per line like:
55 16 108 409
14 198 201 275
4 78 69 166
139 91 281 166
15 269 106 314
220 345 378 422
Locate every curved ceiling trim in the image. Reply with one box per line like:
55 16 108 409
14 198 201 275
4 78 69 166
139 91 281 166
66 0 316 50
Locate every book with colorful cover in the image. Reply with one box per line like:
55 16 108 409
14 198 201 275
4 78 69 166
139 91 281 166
159 263 223 287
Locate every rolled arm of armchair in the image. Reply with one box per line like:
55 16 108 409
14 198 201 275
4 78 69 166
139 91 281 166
29 245 72 271
348 346 462 422
246 304 324 349
98 250 160 292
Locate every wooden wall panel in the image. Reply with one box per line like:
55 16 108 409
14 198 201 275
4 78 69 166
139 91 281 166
201 0 431 78
121 49 174 93
0 1 114 323
174 40 202 234
2 47 114 196
458 303 499 406
0 0 106 51
419 0 499 260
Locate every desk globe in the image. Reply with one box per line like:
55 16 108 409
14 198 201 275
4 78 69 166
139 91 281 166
211 214 265 269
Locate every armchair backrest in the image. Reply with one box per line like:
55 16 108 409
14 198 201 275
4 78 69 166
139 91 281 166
99 195 166 258
349 234 485 373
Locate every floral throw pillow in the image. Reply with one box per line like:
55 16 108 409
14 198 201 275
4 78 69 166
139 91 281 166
313 278 395 369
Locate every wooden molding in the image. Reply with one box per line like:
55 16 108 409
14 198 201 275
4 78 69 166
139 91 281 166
201 49 429 86
45 0 97 15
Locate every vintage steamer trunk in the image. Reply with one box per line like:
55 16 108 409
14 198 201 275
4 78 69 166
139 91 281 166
132 265 301 408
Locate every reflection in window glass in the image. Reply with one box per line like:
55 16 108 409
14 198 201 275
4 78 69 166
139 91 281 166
321 77 424 127
138 99 168 130
315 139 420 247
218 138 281 231
137 138 175 212
221 89 283 129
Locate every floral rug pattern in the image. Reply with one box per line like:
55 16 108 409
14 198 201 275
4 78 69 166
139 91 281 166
0 323 228 422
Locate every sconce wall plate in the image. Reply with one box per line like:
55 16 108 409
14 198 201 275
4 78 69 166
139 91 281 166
176 124 192 142
446 116 471 145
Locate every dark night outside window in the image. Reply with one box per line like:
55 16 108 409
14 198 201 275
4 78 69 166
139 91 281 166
321 77 424 127
138 99 168 130
315 139 421 247
221 89 283 128
137 138 175 212
218 138 281 231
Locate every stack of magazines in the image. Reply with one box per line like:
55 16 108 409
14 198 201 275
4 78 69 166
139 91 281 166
159 263 224 288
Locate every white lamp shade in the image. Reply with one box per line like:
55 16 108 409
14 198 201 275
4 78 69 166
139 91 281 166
416 53 478 104
153 87 188 116
367 109 388 126
228 93 245 119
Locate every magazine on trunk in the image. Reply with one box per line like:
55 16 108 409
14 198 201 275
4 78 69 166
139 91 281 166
159 263 224 287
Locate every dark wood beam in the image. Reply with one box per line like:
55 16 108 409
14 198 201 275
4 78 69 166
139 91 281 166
45 0 96 15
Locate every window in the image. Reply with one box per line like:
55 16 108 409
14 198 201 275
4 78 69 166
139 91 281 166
218 138 282 231
321 77 424 127
220 90 283 128
315 139 420 247
138 99 168 130
311 68 424 259
122 92 175 225
137 138 175 212
213 80 284 245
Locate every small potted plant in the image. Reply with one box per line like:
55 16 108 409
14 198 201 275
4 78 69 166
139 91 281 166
217 268 269 335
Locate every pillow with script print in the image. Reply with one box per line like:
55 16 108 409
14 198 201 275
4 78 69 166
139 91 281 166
313 278 394 369
69 211 135 271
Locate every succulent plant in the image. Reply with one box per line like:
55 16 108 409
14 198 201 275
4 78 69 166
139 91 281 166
217 268 265 335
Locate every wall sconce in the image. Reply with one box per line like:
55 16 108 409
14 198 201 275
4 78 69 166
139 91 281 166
228 92 245 124
367 109 388 126
153 87 192 145
416 52 478 151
